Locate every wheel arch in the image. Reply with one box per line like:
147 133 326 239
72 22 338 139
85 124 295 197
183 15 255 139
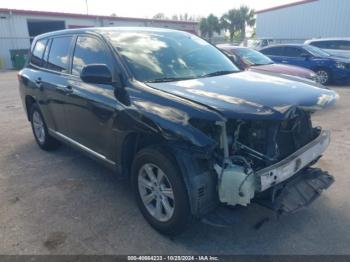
122 132 218 217
25 95 36 121
119 132 165 177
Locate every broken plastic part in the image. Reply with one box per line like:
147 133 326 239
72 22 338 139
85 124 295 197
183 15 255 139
214 164 255 206
255 168 334 215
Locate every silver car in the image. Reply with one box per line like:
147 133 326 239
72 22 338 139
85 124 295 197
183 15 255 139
305 38 350 59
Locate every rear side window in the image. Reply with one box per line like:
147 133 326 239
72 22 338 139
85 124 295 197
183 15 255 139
310 41 332 49
260 47 285 56
284 47 304 57
30 39 47 67
72 36 112 76
47 36 73 73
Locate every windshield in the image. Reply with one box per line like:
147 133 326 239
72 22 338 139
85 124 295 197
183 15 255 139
234 48 274 66
105 30 239 82
304 45 331 57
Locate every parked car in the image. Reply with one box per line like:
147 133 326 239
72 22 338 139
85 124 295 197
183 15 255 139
18 28 338 235
218 45 320 83
260 44 350 85
244 38 275 49
305 38 350 59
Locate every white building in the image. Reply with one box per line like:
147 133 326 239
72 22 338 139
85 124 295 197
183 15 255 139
256 0 350 41
0 8 198 69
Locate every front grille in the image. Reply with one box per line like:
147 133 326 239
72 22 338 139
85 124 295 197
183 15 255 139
230 109 315 169
276 110 313 159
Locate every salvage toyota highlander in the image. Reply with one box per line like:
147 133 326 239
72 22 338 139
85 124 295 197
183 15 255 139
18 28 339 235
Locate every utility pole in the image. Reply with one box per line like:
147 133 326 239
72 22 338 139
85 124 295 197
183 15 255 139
85 0 89 15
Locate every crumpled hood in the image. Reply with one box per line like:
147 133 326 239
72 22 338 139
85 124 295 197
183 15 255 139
250 63 315 79
146 71 339 120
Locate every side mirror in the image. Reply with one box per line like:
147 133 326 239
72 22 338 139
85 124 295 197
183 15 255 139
81 64 112 85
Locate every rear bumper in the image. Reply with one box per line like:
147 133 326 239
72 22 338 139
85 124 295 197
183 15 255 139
257 129 330 192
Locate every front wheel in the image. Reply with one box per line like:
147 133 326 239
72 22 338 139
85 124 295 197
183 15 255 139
131 147 192 236
315 69 331 85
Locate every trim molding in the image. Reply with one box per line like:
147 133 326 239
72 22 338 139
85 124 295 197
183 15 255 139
49 129 115 166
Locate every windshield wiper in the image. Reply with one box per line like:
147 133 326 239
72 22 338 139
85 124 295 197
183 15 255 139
200 70 236 78
145 76 195 83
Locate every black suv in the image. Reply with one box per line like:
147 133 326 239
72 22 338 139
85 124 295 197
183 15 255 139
18 27 338 235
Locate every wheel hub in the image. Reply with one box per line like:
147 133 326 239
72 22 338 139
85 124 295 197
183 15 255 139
138 163 175 222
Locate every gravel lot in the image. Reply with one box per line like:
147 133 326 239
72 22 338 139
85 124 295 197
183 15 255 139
1 70 350 255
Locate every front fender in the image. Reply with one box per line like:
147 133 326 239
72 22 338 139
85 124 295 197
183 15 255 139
121 82 224 149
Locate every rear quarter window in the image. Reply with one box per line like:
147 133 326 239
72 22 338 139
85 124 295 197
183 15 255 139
30 39 47 67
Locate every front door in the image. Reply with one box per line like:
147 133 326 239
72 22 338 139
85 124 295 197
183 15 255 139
282 46 311 69
64 35 120 159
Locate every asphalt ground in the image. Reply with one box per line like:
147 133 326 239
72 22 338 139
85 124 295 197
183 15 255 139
1 70 350 254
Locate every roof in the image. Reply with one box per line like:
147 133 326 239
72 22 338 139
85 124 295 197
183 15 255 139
256 0 318 14
33 27 193 40
260 43 306 49
305 37 350 43
0 8 198 25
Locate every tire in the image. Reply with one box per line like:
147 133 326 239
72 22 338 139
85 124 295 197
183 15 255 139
30 103 60 150
131 146 192 236
315 69 331 85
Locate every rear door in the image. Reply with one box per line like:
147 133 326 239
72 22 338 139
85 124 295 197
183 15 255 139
39 35 74 135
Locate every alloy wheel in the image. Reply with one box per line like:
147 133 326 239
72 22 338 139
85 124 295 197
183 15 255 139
138 163 175 222
316 70 329 85
32 111 46 144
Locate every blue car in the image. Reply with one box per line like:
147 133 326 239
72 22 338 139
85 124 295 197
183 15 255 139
260 44 350 85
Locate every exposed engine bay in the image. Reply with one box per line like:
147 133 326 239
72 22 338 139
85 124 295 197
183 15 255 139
213 108 334 209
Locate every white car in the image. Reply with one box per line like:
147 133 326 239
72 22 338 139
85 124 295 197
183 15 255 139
305 38 350 59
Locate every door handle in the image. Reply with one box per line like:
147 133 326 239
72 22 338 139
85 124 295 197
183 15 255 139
64 85 74 94
35 77 43 90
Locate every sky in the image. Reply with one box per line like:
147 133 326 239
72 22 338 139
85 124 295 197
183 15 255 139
0 0 298 18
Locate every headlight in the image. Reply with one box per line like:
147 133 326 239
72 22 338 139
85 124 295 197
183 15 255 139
335 62 346 69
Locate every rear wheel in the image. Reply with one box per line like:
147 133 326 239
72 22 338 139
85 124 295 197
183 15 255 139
315 69 331 85
30 103 60 150
131 147 191 235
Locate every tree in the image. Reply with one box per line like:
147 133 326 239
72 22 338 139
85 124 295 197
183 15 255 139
220 9 241 42
153 13 167 19
199 14 221 42
237 6 255 40
221 6 255 42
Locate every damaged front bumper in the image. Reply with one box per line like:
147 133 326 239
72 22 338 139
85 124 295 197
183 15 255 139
256 167 334 215
257 129 331 192
215 129 333 211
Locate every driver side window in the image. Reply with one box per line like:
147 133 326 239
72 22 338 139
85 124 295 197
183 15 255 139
72 36 113 77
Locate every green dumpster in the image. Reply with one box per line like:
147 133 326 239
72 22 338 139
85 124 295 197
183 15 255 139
10 49 29 70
